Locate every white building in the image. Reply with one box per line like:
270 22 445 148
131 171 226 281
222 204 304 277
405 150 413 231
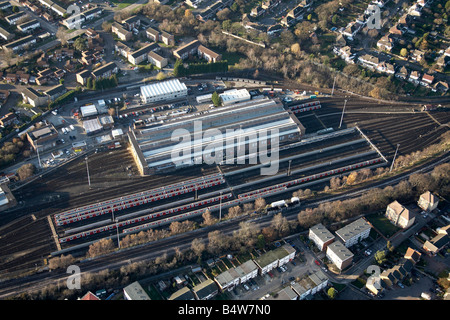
214 260 258 291
140 79 187 103
326 241 354 270
219 89 251 106
253 244 295 275
418 191 439 212
335 218 371 248
80 104 98 118
309 223 335 251
123 281 151 300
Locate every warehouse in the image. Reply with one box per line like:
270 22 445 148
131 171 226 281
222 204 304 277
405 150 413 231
219 89 251 106
128 98 305 175
140 78 187 103
83 118 103 136
80 104 98 118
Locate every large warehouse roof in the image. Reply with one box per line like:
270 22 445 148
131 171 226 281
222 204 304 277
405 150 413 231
140 79 187 99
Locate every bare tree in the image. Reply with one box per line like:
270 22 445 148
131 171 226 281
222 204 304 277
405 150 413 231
202 209 217 226
254 197 266 211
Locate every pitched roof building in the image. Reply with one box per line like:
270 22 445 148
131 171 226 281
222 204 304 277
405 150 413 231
385 200 415 229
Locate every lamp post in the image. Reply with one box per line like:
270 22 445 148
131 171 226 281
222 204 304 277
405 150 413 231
219 191 223 222
339 99 347 129
85 156 91 187
390 144 400 173
116 219 120 249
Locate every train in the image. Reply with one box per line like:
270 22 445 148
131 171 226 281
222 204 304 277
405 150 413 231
267 197 300 213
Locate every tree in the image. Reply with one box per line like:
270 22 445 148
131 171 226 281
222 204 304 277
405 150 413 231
254 197 266 211
291 43 302 57
202 209 217 226
374 250 387 265
211 91 221 107
16 163 36 180
191 238 205 260
173 59 184 77
87 238 115 258
327 287 337 299
400 48 408 57
73 37 87 52
156 72 166 81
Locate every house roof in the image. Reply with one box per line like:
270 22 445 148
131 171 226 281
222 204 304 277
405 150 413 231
310 223 335 243
80 291 100 300
420 191 438 204
404 247 421 263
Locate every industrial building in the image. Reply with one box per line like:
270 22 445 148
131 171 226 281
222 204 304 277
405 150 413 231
219 89 251 106
140 79 187 104
128 98 305 175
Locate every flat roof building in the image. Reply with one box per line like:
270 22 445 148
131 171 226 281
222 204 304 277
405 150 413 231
123 281 151 300
309 223 335 251
219 89 251 106
335 218 371 248
140 78 187 104
128 97 304 175
326 241 354 270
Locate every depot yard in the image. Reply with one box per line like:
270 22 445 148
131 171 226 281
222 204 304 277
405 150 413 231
0 94 448 274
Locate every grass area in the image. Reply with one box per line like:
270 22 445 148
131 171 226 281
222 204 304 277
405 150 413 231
366 212 400 238
112 0 139 9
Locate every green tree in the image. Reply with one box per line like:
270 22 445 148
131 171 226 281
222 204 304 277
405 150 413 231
327 287 337 299
173 59 184 77
374 250 387 265
86 77 92 89
400 48 408 57
211 91 221 107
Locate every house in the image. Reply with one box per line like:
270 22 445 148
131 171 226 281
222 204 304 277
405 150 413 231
335 218 371 248
395 66 409 80
115 41 131 58
423 226 449 256
326 241 354 270
147 51 168 69
267 24 283 35
250 6 265 17
82 6 103 20
404 247 421 265
0 113 17 127
385 201 415 229
215 260 258 291
0 27 14 41
79 291 100 300
128 42 159 65
377 35 394 52
358 54 380 70
287 4 305 20
408 70 421 84
160 31 175 46
261 0 281 10
418 191 438 212
91 62 118 79
411 49 425 62
342 21 363 41
44 84 66 101
2 35 36 52
121 15 140 31
112 22 132 41
253 244 295 275
309 223 335 251
21 87 47 107
333 46 355 63
389 24 404 36
0 1 12 10
168 286 196 300
419 74 434 87
192 279 218 300
197 45 221 63
433 81 449 93
376 61 395 75
196 1 226 22
51 4 66 17
76 70 91 86
146 27 160 42
5 11 28 25
173 40 200 60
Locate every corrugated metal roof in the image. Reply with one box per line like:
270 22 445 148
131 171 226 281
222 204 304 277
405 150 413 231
140 79 187 99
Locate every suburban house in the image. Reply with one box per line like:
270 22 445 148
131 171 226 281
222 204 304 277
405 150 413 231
419 74 434 87
0 113 18 127
385 200 415 229
121 15 141 31
146 27 175 46
17 19 40 33
309 223 335 251
2 35 37 52
168 286 196 300
21 87 47 107
342 21 364 41
112 22 132 41
147 51 168 69
376 61 395 75
76 69 91 85
192 279 218 300
91 62 119 79
197 45 222 63
423 225 449 256
377 35 395 52
5 11 28 25
335 218 371 248
215 259 258 291
395 66 409 80
418 191 439 212
357 54 380 70
0 27 14 41
326 241 354 270
250 6 265 17
44 84 67 101
269 270 328 301
333 46 355 63
408 70 421 85
173 40 201 60
127 42 160 65
404 247 421 265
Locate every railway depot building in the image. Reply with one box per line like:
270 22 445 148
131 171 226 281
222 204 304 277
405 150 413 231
140 78 187 104
128 98 305 175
